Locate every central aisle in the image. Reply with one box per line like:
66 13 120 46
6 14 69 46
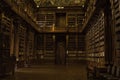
1 63 87 80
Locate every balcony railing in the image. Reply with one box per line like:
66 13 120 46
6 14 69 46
4 0 40 32
41 26 78 32
81 0 97 32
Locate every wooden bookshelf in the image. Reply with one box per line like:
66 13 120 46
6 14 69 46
1 0 38 68
77 14 84 28
1 13 11 34
37 13 55 28
44 34 55 63
68 34 77 50
28 31 34 56
78 34 85 60
67 13 83 27
36 34 44 50
86 11 105 68
111 0 120 65
10 0 36 21
36 34 55 64
67 13 83 32
0 12 12 74
81 0 96 32
45 34 54 50
26 31 35 64
67 34 77 63
18 25 26 61
67 14 76 27
4 0 39 32
0 13 12 56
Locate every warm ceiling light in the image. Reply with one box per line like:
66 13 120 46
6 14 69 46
57 7 64 9
37 5 39 8
82 5 84 7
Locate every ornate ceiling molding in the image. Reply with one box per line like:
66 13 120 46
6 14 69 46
34 0 86 7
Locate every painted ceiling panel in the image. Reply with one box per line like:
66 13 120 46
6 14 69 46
34 0 86 7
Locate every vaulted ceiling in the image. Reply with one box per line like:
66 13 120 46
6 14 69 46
34 0 86 7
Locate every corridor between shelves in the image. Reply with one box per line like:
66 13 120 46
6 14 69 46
0 63 87 80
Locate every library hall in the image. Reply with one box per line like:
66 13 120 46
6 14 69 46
0 0 120 80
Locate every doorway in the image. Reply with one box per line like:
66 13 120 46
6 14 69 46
55 34 66 64
55 13 66 27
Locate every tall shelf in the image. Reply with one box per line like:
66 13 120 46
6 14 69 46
67 13 83 27
18 25 26 61
67 34 77 63
112 0 120 65
86 11 105 68
67 14 76 27
77 14 83 27
0 13 12 57
36 34 44 54
1 13 11 34
0 13 12 74
37 13 55 27
27 31 34 62
45 34 54 51
1 0 37 68
36 34 55 63
44 34 55 63
67 13 83 32
68 34 77 50
78 34 85 60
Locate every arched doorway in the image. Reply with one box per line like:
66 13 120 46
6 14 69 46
55 34 66 64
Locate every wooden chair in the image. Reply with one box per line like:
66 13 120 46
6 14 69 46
96 65 114 80
102 66 116 79
99 65 113 77
104 66 120 80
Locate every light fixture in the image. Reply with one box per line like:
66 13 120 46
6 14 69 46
57 7 64 9
52 24 55 31
82 5 84 7
37 5 39 8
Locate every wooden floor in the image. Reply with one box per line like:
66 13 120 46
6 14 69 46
0 63 87 80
